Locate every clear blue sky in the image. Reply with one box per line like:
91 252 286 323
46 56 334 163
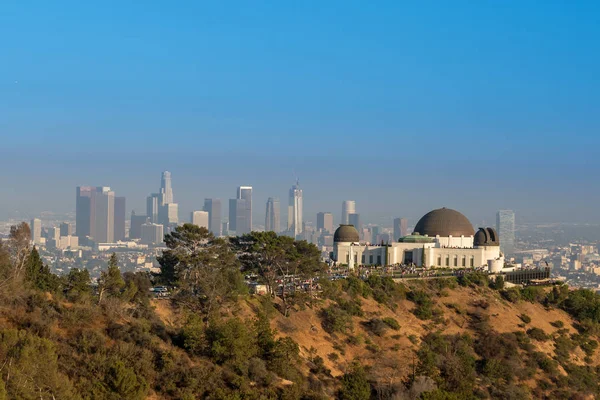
1 1 599 225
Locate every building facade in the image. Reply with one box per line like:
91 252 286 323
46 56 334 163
191 211 209 229
341 200 356 225
287 183 303 237
497 210 515 255
393 218 408 241
317 212 334 233
265 197 280 233
203 198 222 236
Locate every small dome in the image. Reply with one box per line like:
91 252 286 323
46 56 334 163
474 227 500 246
414 208 475 237
334 225 360 243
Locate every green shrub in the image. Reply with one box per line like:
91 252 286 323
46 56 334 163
337 298 364 317
320 306 353 334
382 317 400 331
550 320 564 329
362 318 388 337
501 288 521 303
526 328 548 341
521 287 546 303
339 362 371 400
519 314 532 324
409 290 434 320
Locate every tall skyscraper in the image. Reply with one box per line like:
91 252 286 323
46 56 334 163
159 203 179 227
92 187 115 243
370 225 380 244
497 210 516 255
59 222 73 237
349 213 361 234
229 198 248 235
160 171 174 205
76 186 102 241
191 211 209 229
141 223 164 245
114 196 126 241
287 183 303 237
30 218 42 245
146 193 160 223
130 212 148 239
342 200 356 225
203 198 222 236
265 197 280 233
317 212 334 234
237 186 253 232
393 217 408 241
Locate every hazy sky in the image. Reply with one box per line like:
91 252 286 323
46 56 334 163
1 1 599 226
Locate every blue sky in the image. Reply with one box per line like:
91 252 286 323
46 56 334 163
1 1 599 225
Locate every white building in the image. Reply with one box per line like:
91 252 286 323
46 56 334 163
288 182 303 237
333 208 502 271
191 211 209 229
141 223 164 245
30 218 42 245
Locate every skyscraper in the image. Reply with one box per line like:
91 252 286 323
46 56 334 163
265 197 280 233
393 217 408 241
191 211 209 229
76 186 102 241
349 213 361 234
146 193 160 223
237 186 252 232
114 196 126 241
160 171 174 205
59 222 73 237
317 212 333 233
287 183 303 237
92 187 115 243
159 203 179 227
229 198 248 235
203 198 222 236
342 200 356 225
141 223 164 245
370 225 380 244
497 210 516 255
130 212 148 239
30 218 42 245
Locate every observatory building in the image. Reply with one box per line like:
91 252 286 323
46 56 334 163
333 207 503 270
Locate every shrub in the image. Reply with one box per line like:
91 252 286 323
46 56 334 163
346 335 362 346
321 306 353 334
338 299 364 317
527 328 548 341
409 290 434 320
328 352 340 362
501 288 521 303
521 287 546 303
362 318 388 337
550 320 564 329
382 317 400 330
339 362 371 400
519 314 531 324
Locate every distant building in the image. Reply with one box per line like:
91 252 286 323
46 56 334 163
370 225 380 244
160 171 174 204
141 223 164 245
317 212 334 234
30 218 42 245
159 203 179 227
229 198 249 235
342 201 356 225
76 186 102 241
237 186 253 233
288 183 303 237
92 187 115 244
496 210 515 255
393 218 408 241
265 197 280 233
222 221 229 236
191 211 209 229
146 193 160 223
130 212 148 239
59 222 73 237
114 196 126 241
349 213 361 234
203 198 222 236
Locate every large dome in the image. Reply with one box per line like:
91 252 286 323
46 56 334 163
414 208 475 237
334 225 360 243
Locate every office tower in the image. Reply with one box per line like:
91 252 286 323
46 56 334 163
76 186 103 240
265 197 280 233
229 198 248 235
160 171 174 204
371 225 380 244
141 223 164 245
30 218 42 244
222 221 229 236
317 212 334 233
287 183 303 237
130 212 148 239
342 200 356 225
497 210 516 255
393 217 408 241
92 187 115 243
191 211 209 229
114 196 126 241
203 198 222 236
237 186 253 232
159 203 179 227
146 193 160 223
348 213 361 232
59 222 73 237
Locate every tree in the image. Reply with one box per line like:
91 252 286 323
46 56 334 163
339 361 371 400
98 253 125 303
0 223 31 290
158 224 243 324
25 247 60 292
64 268 92 301
122 272 153 305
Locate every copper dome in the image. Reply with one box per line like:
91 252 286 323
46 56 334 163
414 208 475 237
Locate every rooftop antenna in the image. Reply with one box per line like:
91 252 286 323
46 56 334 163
293 170 299 187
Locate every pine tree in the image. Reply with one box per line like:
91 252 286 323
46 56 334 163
98 252 125 303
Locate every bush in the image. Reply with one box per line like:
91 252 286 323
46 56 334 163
339 362 371 400
519 314 531 324
321 306 353 334
458 272 489 287
382 317 400 331
338 299 364 317
501 288 521 303
362 318 388 337
409 290 434 320
521 287 546 303
492 275 505 290
527 328 548 341
550 320 564 329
